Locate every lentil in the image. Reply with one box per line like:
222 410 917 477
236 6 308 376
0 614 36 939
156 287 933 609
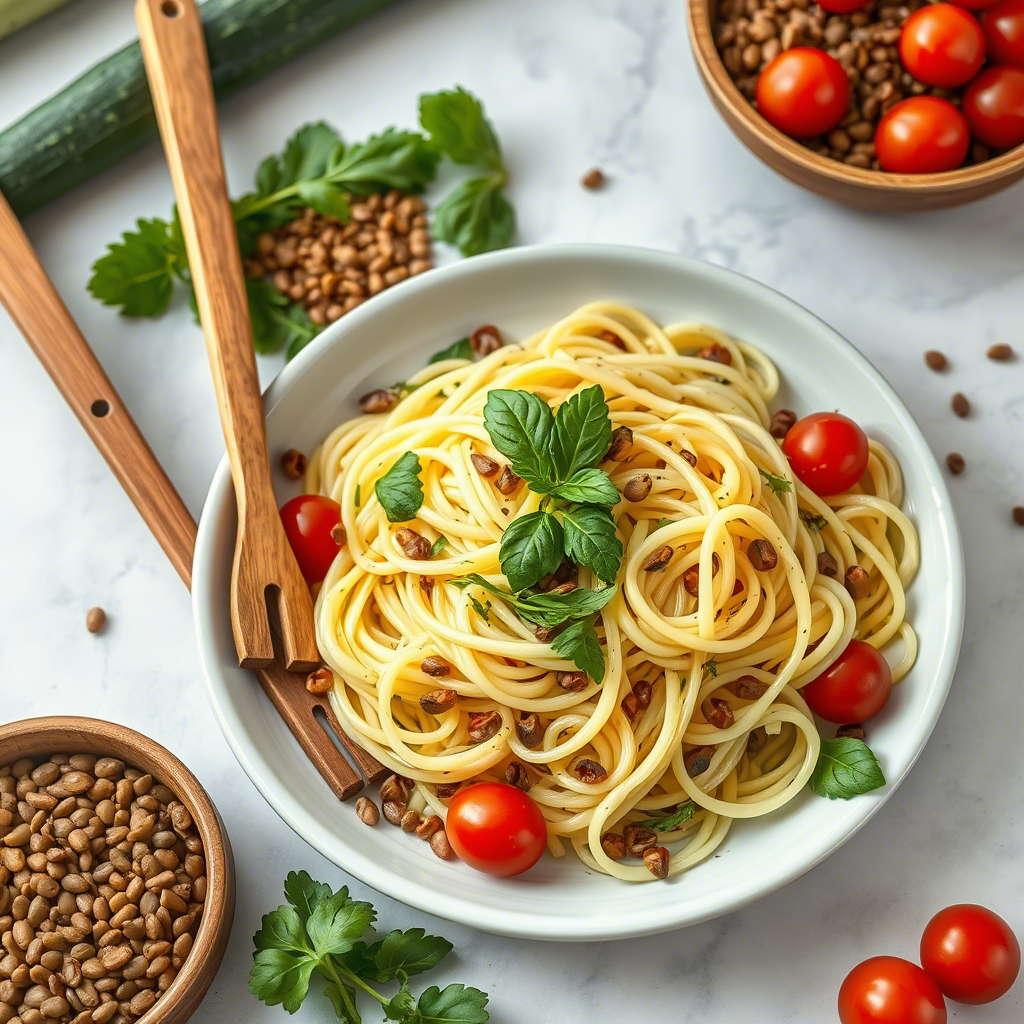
580 168 606 189
925 350 949 371
946 452 965 475
987 343 1014 361
84 609 106 635
951 392 970 418
280 449 307 480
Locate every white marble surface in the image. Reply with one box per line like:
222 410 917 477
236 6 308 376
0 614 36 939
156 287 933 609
1 0 1023 1020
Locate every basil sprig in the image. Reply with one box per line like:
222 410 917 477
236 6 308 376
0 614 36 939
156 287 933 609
374 452 424 523
810 737 885 799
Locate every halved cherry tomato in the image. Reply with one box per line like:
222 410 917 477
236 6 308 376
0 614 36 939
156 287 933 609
817 0 871 12
900 5 986 87
802 640 893 723
921 904 1021 1004
839 957 947 1024
984 0 1024 65
782 412 869 496
963 66 1024 148
756 48 850 138
445 782 547 877
280 494 343 584
875 97 971 173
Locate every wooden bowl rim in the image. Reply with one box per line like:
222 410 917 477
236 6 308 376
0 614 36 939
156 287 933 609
687 0 1024 195
0 716 234 1024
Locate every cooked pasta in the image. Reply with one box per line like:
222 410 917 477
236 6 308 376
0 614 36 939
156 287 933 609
305 301 918 881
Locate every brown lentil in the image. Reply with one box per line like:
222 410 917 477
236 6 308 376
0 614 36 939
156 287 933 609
469 325 503 356
606 426 634 462
768 409 797 438
419 689 458 715
495 466 521 496
355 798 380 827
414 816 443 840
643 846 670 879
305 668 333 695
845 565 871 600
946 453 965 475
642 545 674 572
420 656 451 678
951 392 971 418
702 697 735 730
925 350 949 371
395 528 431 560
987 343 1014 361
279 449 307 480
731 675 769 701
836 723 866 740
581 168 606 189
470 453 499 478
84 609 106 635
428 830 455 860
747 538 778 571
817 550 839 577
623 475 652 502
600 832 626 860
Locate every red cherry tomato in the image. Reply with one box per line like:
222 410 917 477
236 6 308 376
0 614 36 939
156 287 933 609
839 957 947 1024
875 97 971 173
900 5 986 87
782 412 869 496
921 904 1021 1004
445 783 547 877
949 0 1000 11
963 66 1024 148
802 640 893 724
756 48 850 138
984 0 1024 65
817 0 871 12
279 494 343 584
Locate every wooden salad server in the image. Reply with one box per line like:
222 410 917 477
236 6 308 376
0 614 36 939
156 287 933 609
136 0 317 675
0 186 385 799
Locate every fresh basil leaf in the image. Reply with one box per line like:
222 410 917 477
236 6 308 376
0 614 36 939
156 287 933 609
499 512 564 592
482 390 556 492
375 452 424 523
550 385 612 480
306 889 376 959
430 536 448 558
88 218 181 318
283 870 333 928
431 176 515 257
637 801 696 831
516 584 617 626
253 905 308 954
550 468 619 507
811 737 886 800
414 984 490 1024
759 468 793 494
551 616 605 684
371 928 453 981
249 948 316 1012
419 87 503 171
561 507 623 584
428 337 473 364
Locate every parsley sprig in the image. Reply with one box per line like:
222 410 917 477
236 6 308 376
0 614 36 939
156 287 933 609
250 871 488 1024
759 468 793 494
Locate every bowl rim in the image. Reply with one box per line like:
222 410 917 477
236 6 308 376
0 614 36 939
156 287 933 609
0 716 234 1023
192 243 965 940
686 0 1024 194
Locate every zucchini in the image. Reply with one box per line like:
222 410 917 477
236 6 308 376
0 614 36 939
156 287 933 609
0 0 407 218
0 0 76 40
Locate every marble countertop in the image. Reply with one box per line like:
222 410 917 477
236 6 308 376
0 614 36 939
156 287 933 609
2 0 1023 1020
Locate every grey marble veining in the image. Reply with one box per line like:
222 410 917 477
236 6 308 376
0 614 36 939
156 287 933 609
1 0 1023 1020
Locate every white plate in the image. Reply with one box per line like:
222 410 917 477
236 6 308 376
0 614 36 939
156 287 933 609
193 245 964 941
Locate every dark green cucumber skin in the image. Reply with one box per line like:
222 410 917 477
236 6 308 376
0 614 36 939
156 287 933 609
0 0 405 218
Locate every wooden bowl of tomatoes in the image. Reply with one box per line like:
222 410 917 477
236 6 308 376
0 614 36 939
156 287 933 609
687 0 1024 210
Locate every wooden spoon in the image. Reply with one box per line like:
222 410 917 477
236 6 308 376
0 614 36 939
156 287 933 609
0 185 386 798
136 0 317 674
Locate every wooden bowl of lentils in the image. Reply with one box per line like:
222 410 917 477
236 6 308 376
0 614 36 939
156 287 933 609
0 718 234 1024
688 0 1024 210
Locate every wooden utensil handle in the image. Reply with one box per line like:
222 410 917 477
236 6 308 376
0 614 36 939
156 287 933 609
0 189 196 587
136 0 276 523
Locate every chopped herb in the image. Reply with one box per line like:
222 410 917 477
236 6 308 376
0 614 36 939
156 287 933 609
392 381 422 399
354 483 362 508
702 659 718 680
759 468 793 494
800 510 828 532
428 337 473 364
637 801 696 831
468 596 491 622
656 518 674 530
430 536 448 558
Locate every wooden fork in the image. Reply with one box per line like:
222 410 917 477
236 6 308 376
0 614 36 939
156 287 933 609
0 189 386 800
136 0 318 674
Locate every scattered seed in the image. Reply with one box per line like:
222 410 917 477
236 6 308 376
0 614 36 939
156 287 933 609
429 830 455 860
817 551 839 578
624 474 652 502
382 800 406 826
581 167 606 189
836 723 866 740
572 759 608 783
305 668 333 694
516 714 544 749
697 342 732 365
85 608 106 634
747 727 767 753
468 711 502 743
556 671 589 692
504 763 533 791
925 350 948 372
621 680 653 720
470 325 503 356
951 392 970 418
395 528 431 560
730 675 768 701
330 522 346 546
496 466 521 495
845 565 871 600
435 782 461 799
643 846 670 879
642 545 674 572
280 449 307 479
419 689 457 715
415 815 443 840
769 409 797 438
400 809 421 833
420 656 451 678
747 538 778 571
358 388 398 414
623 823 658 855
987 343 1014 361
379 775 408 804
946 453 965 475
470 453 499 478
606 426 633 461
701 696 735 729
600 832 626 860
1013 506 1024 526
684 746 714 777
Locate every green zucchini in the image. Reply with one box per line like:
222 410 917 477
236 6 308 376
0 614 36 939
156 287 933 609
0 0 407 218
0 0 76 40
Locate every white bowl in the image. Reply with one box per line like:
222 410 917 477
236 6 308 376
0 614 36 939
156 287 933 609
193 244 964 941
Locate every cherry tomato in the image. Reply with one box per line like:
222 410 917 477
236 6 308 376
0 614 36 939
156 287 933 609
875 97 971 173
817 0 871 12
756 48 850 138
949 0 1000 11
782 412 869 496
984 0 1024 66
445 783 547 877
839 957 947 1024
963 66 1024 148
900 5 986 87
921 904 1021 1004
802 640 893 723
279 494 343 584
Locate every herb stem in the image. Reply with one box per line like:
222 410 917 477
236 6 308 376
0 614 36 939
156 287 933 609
332 961 389 1005
323 959 362 1020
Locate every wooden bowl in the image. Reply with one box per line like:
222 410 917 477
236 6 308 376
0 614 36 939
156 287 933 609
0 717 235 1024
687 0 1024 211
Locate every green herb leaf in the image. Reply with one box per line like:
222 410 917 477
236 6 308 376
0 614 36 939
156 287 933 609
375 452 424 523
414 984 490 1024
295 178 352 221
87 218 182 317
420 87 503 171
482 390 556 493
551 468 619 507
355 484 362 508
254 905 309 955
549 385 612 480
428 337 473 364
637 801 696 831
551 616 605 684
759 468 793 494
249 948 316 1013
324 981 362 1024
499 512 564 592
430 536 448 558
245 278 321 357
327 129 441 196
800 511 828 532
254 122 343 197
468 596 490 622
369 929 453 982
451 575 616 627
656 519 674 530
283 870 333 927
561 506 623 584
431 176 515 257
702 659 718 681
811 737 886 800
306 889 375 960
383 979 417 1022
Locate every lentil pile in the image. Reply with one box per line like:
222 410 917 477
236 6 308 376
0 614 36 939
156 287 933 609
714 0 992 168
244 191 433 328
0 755 206 1024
